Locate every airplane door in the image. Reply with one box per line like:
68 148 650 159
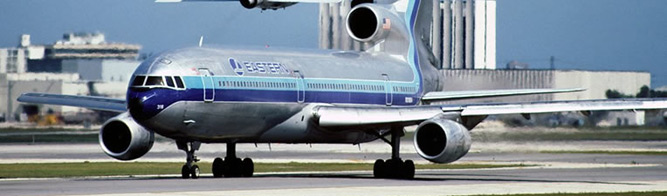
383 74 393 106
199 68 215 102
294 70 305 103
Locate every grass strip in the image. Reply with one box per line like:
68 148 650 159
468 191 667 196
541 150 667 156
0 162 525 178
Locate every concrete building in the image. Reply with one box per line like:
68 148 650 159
438 69 650 104
319 0 496 69
437 69 653 126
0 33 141 123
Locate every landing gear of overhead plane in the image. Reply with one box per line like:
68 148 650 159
212 143 254 178
178 141 201 179
373 126 415 179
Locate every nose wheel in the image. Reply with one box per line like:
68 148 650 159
178 141 201 179
212 143 254 178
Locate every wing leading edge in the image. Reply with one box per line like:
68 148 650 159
17 93 126 113
315 98 667 127
421 88 585 101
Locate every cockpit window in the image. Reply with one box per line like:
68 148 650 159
165 76 175 87
145 76 164 86
132 76 146 86
131 75 184 89
174 76 185 88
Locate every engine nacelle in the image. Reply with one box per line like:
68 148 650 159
414 118 471 163
346 4 400 44
99 112 154 161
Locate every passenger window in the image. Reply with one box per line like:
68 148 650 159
145 76 164 86
132 76 146 86
174 76 185 88
165 76 175 87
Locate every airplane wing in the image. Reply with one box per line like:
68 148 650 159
421 88 585 101
315 98 667 127
17 93 126 113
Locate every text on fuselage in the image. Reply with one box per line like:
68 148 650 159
229 58 291 76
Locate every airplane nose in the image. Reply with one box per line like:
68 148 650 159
128 97 148 121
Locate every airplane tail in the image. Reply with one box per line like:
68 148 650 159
346 0 441 92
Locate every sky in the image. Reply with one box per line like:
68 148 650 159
0 0 665 86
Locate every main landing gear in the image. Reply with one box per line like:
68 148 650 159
212 143 254 178
373 126 415 179
178 141 201 179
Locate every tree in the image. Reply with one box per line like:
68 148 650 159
606 89 632 99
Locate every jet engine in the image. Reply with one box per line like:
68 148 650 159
240 0 296 10
413 118 471 163
346 4 402 44
99 112 154 161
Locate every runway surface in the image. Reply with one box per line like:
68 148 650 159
1 140 666 195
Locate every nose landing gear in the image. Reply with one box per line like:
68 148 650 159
178 141 201 179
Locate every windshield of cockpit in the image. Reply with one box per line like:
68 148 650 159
131 75 185 89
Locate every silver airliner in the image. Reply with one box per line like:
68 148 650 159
19 0 667 179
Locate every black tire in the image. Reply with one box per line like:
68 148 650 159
190 165 200 179
224 157 242 177
373 159 385 178
403 160 415 179
388 159 404 179
242 158 254 177
181 165 190 179
212 157 224 178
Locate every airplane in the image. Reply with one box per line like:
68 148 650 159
18 0 667 179
155 0 342 10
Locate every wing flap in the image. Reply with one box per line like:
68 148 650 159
17 93 126 113
458 98 667 116
315 105 442 127
422 88 585 101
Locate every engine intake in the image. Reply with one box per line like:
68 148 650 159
414 118 471 163
346 4 399 44
100 112 154 161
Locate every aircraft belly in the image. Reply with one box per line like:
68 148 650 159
146 101 302 142
146 101 380 144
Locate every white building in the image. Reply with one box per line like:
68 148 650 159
319 0 496 70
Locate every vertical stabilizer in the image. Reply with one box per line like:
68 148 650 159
404 0 441 92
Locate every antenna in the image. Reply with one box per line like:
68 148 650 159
198 36 204 47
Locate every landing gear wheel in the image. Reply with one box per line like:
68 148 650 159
190 165 200 179
181 165 190 179
373 159 386 178
212 157 224 178
372 126 415 179
402 160 415 179
373 159 413 179
178 141 200 179
217 143 255 178
242 158 254 177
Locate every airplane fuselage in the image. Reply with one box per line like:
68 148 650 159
127 46 440 144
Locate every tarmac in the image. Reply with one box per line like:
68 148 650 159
1 139 666 196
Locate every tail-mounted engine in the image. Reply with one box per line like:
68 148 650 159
413 118 471 163
346 4 407 45
99 112 154 161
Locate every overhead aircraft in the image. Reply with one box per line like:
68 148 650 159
18 0 667 179
155 0 341 10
